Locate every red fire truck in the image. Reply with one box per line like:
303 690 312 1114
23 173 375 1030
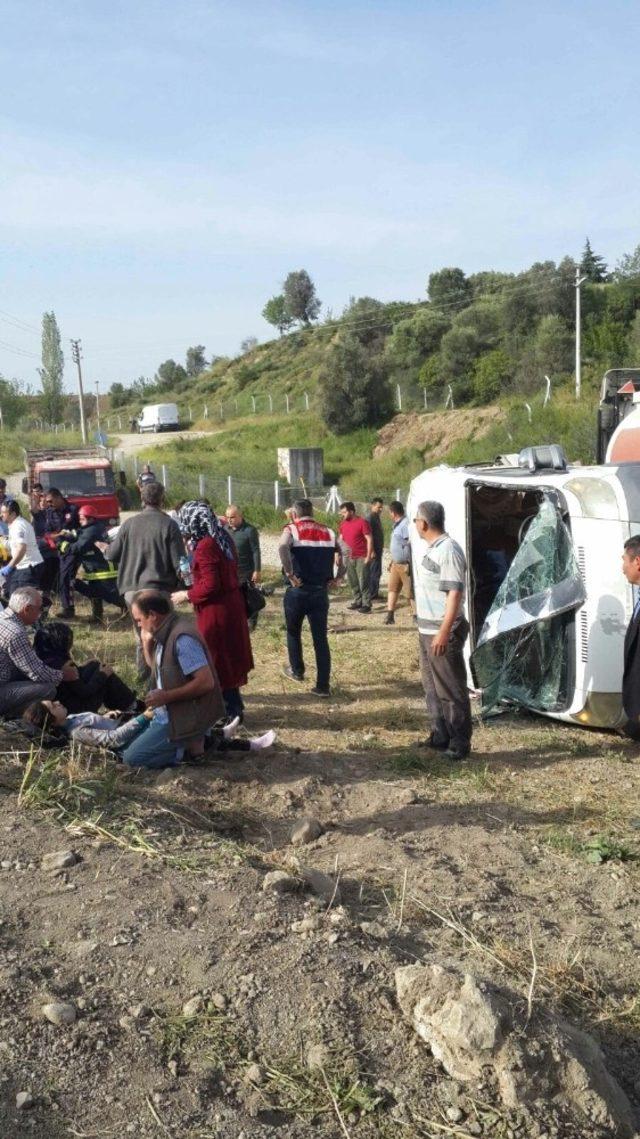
22 447 120 524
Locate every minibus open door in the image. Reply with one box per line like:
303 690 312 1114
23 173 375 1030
469 498 586 713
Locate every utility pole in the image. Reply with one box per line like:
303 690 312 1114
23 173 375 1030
70 339 87 443
575 268 587 399
94 380 101 437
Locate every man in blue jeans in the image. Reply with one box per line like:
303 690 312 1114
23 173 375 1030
120 590 225 768
279 499 344 697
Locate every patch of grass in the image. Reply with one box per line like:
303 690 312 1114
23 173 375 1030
0 428 86 476
263 1049 382 1124
17 747 119 817
154 1001 245 1068
546 826 638 864
582 834 638 864
388 751 497 791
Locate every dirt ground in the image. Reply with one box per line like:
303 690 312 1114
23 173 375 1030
1 589 639 1139
374 409 505 463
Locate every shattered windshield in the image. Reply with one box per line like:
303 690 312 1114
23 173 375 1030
471 498 585 713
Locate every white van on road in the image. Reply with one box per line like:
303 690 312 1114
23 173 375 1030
136 403 180 433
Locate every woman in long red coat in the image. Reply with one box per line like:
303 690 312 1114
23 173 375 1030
172 501 254 722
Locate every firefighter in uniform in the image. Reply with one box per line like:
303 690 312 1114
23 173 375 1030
57 507 123 622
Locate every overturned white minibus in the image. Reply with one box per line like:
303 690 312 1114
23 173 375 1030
407 446 640 729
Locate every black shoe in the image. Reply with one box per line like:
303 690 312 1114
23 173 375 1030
383 612 395 625
282 666 304 682
359 605 371 613
310 686 330 697
55 607 75 619
347 602 362 611
445 745 470 761
420 733 449 751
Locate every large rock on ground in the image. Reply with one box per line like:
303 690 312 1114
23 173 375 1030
395 963 637 1138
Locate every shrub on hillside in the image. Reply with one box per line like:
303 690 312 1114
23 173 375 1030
472 349 513 403
318 334 394 434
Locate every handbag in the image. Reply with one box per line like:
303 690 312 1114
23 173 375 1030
241 580 267 618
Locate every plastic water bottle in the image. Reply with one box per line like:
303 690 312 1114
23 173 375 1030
179 555 193 587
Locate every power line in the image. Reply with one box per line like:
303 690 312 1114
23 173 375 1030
0 308 40 335
0 338 39 359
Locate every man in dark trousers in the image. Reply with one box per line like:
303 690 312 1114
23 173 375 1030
338 501 373 613
33 487 80 617
414 500 472 761
279 499 344 697
225 503 262 630
621 534 640 736
365 497 384 600
59 507 123 622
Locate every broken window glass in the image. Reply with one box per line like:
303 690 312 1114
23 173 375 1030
470 498 585 713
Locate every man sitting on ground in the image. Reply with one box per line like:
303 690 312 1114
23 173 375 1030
119 590 225 768
0 587 78 719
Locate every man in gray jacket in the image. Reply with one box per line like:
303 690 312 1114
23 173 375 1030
100 482 183 676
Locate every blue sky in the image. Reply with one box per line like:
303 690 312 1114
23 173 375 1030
1 0 639 390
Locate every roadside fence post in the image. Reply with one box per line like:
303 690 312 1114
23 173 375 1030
251 396 256 414
304 391 309 411
220 403 224 420
189 406 193 421
118 416 122 429
274 480 280 508
268 394 273 413
162 464 168 489
198 474 205 497
285 394 290 414
227 475 233 505
133 457 139 477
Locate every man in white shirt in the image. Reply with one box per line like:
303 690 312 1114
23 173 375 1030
0 501 44 597
414 500 472 761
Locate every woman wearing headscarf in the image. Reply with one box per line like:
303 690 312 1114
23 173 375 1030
172 501 254 722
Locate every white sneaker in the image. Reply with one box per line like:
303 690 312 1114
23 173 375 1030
222 715 241 740
249 729 276 751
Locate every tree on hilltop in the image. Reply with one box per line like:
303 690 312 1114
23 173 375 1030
283 270 321 325
262 294 294 336
427 267 472 311
155 359 187 390
580 238 608 283
38 311 64 424
185 345 207 377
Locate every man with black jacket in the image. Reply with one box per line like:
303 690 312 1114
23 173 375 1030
33 488 80 617
365 497 384 600
59 507 122 622
279 499 344 697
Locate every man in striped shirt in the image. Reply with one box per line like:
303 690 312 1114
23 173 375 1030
0 587 78 718
279 499 344 697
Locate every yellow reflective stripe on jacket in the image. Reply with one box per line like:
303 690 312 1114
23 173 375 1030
83 562 117 582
